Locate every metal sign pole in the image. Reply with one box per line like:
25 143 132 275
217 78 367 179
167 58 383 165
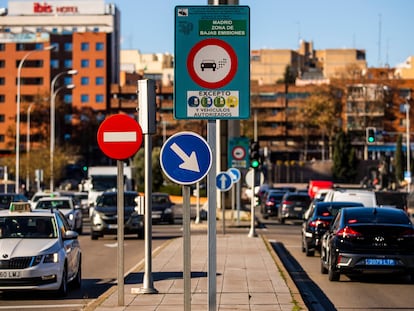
183 185 191 311
140 134 158 294
207 120 217 311
236 180 241 226
222 191 226 235
248 169 257 237
116 160 124 305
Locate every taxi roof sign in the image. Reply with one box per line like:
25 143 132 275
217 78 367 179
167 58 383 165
9 202 31 213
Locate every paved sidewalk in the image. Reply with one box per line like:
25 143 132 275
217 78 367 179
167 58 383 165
85 231 303 311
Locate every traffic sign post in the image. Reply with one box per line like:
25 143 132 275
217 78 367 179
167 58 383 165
174 5 250 120
227 168 241 225
228 137 249 168
216 171 232 235
97 114 144 305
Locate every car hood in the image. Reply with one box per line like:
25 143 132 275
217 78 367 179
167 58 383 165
94 206 136 216
0 238 59 258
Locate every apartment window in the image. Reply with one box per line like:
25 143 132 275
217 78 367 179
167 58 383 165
0 77 4 85
0 44 4 51
81 59 89 68
64 94 72 104
81 77 89 85
95 94 104 103
81 42 89 51
0 114 4 122
51 59 59 68
20 77 43 85
95 77 104 85
35 43 44 50
96 42 104 51
64 59 72 68
93 27 99 32
64 42 72 51
64 76 73 85
95 59 104 68
51 43 59 52
64 114 72 124
52 28 58 34
0 95 5 103
0 135 4 142
81 94 89 103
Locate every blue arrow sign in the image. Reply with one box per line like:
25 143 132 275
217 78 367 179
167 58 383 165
216 172 232 192
227 167 241 183
160 131 212 185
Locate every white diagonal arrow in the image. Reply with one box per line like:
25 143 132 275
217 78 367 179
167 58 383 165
170 142 200 172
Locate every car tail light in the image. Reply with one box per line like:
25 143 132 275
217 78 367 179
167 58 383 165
282 200 293 206
309 219 330 228
399 228 414 238
265 201 275 207
336 226 362 238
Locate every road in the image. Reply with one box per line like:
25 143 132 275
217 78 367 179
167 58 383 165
259 216 414 311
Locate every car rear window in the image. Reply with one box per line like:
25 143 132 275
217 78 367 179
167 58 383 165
345 208 410 225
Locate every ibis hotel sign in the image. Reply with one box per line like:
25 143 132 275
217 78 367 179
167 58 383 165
174 6 250 120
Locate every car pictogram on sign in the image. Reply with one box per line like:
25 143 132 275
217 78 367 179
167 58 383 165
201 60 217 71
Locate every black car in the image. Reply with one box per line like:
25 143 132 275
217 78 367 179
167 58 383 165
90 191 144 240
279 192 311 224
320 207 414 282
152 192 175 224
261 191 285 219
301 201 364 256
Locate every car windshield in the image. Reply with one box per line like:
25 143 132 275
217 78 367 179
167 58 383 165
97 194 137 207
152 195 169 204
36 200 71 210
0 195 15 209
0 216 57 238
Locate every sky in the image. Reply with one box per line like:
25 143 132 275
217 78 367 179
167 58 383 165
1 0 413 68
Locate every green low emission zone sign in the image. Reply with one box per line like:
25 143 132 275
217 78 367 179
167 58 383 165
174 5 250 120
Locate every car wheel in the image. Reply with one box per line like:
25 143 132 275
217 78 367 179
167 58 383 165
138 229 145 240
91 232 99 240
320 257 328 274
305 243 315 257
72 258 82 289
57 266 68 297
328 255 340 281
280 217 285 224
301 236 306 252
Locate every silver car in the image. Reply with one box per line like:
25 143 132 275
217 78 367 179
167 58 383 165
0 202 81 296
34 197 83 234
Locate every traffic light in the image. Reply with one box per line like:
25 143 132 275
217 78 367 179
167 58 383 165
249 140 260 169
366 127 376 144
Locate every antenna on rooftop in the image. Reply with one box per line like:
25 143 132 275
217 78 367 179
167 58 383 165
377 13 382 67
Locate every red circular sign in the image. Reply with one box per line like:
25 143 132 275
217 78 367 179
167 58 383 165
97 114 143 160
232 146 246 160
187 38 237 89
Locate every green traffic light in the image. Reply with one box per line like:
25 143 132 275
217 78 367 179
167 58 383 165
251 159 259 168
368 137 375 143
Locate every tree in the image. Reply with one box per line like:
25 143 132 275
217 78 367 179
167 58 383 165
332 130 359 182
132 146 165 192
394 134 404 183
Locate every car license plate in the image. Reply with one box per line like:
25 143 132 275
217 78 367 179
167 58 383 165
0 271 21 279
294 207 302 211
365 258 395 266
108 224 118 229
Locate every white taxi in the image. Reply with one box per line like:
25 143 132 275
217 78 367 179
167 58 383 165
0 202 81 296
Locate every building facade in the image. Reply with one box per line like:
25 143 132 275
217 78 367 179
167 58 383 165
0 0 120 153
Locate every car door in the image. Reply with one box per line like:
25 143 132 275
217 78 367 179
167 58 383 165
56 212 80 280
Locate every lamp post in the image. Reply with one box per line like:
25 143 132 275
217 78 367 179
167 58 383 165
26 103 33 192
15 45 54 193
405 99 411 193
50 79 76 191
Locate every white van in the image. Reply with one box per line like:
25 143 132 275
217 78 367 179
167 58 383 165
323 189 377 207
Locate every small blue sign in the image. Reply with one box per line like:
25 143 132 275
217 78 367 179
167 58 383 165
160 132 212 185
227 168 241 183
216 172 232 192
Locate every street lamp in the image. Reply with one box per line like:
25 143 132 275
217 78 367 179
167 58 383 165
50 76 76 191
405 98 411 193
26 103 33 192
15 45 54 193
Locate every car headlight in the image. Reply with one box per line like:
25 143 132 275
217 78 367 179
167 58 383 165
43 253 59 264
68 213 74 220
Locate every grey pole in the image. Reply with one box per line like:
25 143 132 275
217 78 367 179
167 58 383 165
207 120 217 311
183 185 191 311
248 169 257 238
117 160 125 305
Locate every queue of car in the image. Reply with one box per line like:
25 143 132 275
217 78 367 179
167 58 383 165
258 183 414 282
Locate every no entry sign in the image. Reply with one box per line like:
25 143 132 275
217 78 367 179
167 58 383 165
97 114 143 160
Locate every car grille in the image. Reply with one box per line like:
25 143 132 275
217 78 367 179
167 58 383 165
0 257 37 269
0 276 56 286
